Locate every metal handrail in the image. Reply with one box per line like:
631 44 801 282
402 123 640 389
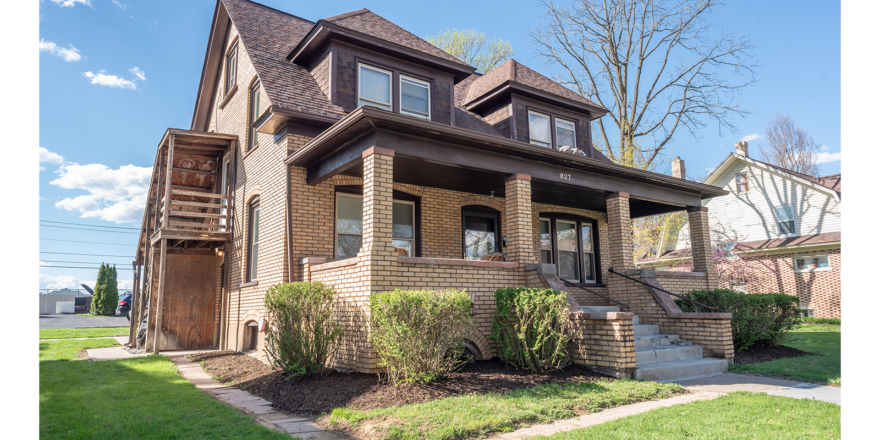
561 280 629 309
607 268 717 310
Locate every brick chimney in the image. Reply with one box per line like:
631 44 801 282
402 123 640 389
735 141 749 157
671 156 686 179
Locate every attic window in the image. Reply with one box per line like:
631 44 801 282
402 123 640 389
556 119 576 149
358 64 391 111
736 173 749 193
226 43 238 94
528 111 551 148
400 76 430 119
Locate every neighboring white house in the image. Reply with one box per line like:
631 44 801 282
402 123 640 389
640 141 841 318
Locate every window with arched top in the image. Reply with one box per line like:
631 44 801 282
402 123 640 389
462 205 501 260
246 197 260 281
244 320 258 351
538 213 600 284
248 80 261 152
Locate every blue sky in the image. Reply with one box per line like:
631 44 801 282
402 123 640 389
38 0 840 290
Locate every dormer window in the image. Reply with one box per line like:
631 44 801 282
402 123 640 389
400 76 430 119
528 111 552 148
529 110 579 150
556 119 576 149
358 64 392 110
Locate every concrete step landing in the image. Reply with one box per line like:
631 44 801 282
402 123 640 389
632 315 727 382
636 345 702 365
634 358 730 382
580 305 621 313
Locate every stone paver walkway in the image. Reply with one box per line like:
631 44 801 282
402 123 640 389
173 357 348 439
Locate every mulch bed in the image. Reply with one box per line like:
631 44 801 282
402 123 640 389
191 351 612 414
734 344 812 365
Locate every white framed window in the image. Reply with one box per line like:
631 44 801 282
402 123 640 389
392 200 415 256
246 198 260 281
400 76 430 120
248 80 261 151
774 205 796 236
794 256 831 273
336 193 364 259
556 220 580 283
358 64 392 110
735 173 749 193
528 111 552 148
539 218 552 264
581 223 596 282
225 43 238 93
555 118 576 149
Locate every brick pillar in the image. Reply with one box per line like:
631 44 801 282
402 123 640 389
606 192 634 301
687 206 719 288
504 174 538 265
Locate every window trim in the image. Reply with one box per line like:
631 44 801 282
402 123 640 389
461 206 502 260
526 107 580 151
555 219 580 283
793 255 832 273
555 117 577 150
358 63 393 111
735 173 749 193
247 80 261 152
225 42 238 95
335 192 364 260
246 197 260 282
334 187 422 259
539 212 601 285
391 199 416 256
774 205 797 237
399 75 431 120
528 110 552 148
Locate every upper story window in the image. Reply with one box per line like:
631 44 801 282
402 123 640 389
529 110 579 150
775 205 796 236
358 64 392 111
735 173 749 193
248 80 261 152
246 197 260 281
226 43 238 94
400 76 430 120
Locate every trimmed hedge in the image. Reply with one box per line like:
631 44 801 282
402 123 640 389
796 317 841 325
490 287 571 372
370 289 474 385
675 289 799 349
264 281 344 377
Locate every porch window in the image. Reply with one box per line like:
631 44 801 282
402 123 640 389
555 119 576 149
539 214 599 284
735 173 749 193
528 111 552 148
392 201 415 256
336 194 363 259
775 205 796 236
462 208 500 260
246 198 260 281
358 64 392 111
248 80 261 152
400 76 430 119
225 43 237 93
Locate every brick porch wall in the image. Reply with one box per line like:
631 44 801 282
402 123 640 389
569 312 636 378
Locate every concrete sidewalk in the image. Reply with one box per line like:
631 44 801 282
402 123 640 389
673 372 840 405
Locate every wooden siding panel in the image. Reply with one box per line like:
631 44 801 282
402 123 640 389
159 254 218 350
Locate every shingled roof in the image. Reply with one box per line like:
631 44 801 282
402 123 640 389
638 231 842 263
223 0 346 118
463 59 606 111
750 158 842 197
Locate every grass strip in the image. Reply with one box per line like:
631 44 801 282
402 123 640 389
730 324 840 386
40 327 130 340
40 339 292 439
328 379 686 440
534 391 839 439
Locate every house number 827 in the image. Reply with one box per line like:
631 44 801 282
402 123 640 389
559 173 572 180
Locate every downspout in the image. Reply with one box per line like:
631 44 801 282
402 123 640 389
286 160 295 284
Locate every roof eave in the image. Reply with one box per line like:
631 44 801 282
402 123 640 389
191 0 229 132
463 81 609 119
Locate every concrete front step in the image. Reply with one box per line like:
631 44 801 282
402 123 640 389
635 334 685 348
634 358 729 382
580 305 622 313
636 345 702 365
634 324 659 336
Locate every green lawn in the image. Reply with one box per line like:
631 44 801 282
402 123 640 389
534 392 839 439
730 324 840 386
40 338 292 439
328 379 686 440
40 327 130 340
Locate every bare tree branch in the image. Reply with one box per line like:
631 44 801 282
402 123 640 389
758 113 823 177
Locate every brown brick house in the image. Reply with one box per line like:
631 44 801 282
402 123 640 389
128 0 734 379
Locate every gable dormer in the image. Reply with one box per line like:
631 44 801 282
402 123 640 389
289 9 475 126
461 60 608 157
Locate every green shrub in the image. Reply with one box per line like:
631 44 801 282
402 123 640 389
675 290 799 349
796 317 841 325
370 289 474 385
263 281 343 377
490 287 571 372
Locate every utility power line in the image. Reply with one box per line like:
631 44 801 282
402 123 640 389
40 220 139 230
40 266 133 270
41 252 132 258
40 225 140 234
40 238 134 246
40 260 132 265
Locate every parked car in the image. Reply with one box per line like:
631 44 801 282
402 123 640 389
116 293 132 320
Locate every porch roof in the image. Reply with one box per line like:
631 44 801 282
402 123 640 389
285 107 728 217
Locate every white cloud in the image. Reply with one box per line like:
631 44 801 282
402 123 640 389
128 67 146 81
819 145 830 151
40 261 51 267
51 162 152 223
705 167 716 174
815 151 842 164
740 133 762 143
40 147 65 166
39 39 83 62
118 279 134 290
51 0 92 7
112 0 127 10
82 70 138 90
40 274 85 290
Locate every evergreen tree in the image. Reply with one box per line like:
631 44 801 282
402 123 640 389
91 263 107 315
104 264 120 314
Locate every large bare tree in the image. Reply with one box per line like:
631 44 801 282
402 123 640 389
530 0 758 168
758 113 822 177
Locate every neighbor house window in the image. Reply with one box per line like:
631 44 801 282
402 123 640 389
735 173 749 193
794 256 831 273
462 207 501 260
336 193 419 259
358 64 392 110
539 215 599 284
775 205 796 236
400 76 430 119
528 111 552 148
556 119 576 149
248 81 261 151
246 197 260 281
225 43 238 93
